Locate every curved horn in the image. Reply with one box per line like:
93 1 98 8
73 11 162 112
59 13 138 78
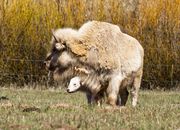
55 43 66 51
52 29 58 42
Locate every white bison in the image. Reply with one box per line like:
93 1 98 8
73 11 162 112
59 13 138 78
44 21 144 107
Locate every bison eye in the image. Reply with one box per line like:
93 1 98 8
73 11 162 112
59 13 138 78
62 41 66 45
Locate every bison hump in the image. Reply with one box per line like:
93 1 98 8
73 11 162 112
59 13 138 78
66 21 141 70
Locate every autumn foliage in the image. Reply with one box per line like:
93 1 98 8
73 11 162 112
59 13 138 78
0 0 179 89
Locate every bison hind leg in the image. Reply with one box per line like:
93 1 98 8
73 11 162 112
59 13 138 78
130 70 143 107
119 88 129 106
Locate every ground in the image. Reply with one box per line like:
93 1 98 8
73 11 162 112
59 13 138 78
0 87 179 130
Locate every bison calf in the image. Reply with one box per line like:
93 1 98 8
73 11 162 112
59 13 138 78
67 67 110 106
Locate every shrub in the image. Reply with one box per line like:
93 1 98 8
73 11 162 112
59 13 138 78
0 0 179 89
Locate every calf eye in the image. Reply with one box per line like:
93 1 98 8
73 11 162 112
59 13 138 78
73 83 76 86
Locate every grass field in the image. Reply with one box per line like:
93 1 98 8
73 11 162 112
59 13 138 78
0 87 179 130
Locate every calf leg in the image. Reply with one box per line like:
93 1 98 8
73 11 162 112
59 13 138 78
86 92 99 105
95 91 105 106
86 92 92 104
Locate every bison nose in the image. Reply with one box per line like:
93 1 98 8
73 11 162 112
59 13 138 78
43 61 47 65
44 61 50 67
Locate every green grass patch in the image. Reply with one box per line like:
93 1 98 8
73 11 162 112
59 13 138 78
0 88 179 130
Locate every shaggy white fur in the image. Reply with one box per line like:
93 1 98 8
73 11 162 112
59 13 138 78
48 21 144 107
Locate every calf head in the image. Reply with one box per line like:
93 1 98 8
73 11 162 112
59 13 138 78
67 76 81 93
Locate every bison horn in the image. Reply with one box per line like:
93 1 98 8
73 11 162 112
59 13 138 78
55 43 65 51
52 29 58 43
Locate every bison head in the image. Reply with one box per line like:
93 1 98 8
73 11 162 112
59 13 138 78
44 31 76 72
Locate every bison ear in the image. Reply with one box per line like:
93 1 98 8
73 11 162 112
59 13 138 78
52 29 58 43
55 43 66 51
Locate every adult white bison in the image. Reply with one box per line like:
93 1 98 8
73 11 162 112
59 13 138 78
44 21 144 107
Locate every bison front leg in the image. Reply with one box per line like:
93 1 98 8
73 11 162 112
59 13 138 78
130 70 143 107
107 74 123 106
